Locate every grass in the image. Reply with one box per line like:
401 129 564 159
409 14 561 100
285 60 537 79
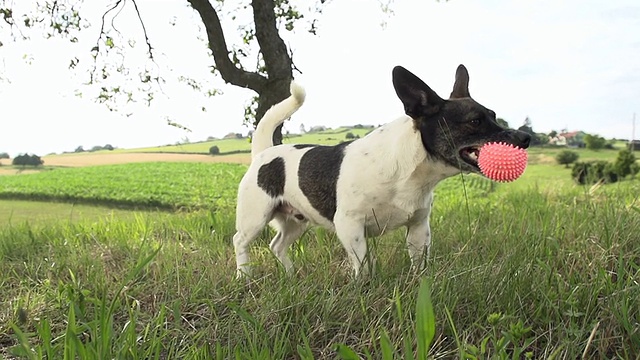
0 145 639 358
1 167 639 358
527 146 623 165
0 162 245 211
102 127 374 155
0 200 143 225
114 137 254 154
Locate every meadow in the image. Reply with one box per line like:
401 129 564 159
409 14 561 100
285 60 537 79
0 144 639 359
107 127 373 155
0 162 244 211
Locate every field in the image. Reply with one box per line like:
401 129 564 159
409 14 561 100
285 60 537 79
0 162 244 210
0 142 639 359
89 127 373 155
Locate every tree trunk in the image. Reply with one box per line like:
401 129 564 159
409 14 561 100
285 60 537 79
255 78 292 146
189 0 294 144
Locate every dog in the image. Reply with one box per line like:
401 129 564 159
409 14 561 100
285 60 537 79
232 65 531 278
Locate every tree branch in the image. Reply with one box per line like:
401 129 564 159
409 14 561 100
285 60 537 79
90 0 156 83
251 0 292 80
130 0 154 61
187 0 267 92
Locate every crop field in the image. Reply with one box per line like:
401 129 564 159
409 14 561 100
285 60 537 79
39 152 251 168
0 146 639 359
0 162 244 210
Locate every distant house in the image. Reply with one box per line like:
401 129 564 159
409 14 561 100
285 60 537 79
550 131 586 147
308 125 327 133
630 140 640 151
223 132 244 139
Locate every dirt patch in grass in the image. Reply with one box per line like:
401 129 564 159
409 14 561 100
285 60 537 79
0 167 42 176
42 152 251 167
529 153 557 165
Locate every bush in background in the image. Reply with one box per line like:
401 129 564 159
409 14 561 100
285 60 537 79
613 149 636 178
572 161 618 185
555 150 579 168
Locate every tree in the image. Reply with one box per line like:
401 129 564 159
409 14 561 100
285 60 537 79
496 118 509 129
548 130 558 138
536 133 549 145
0 152 9 159
12 153 44 166
583 134 606 150
613 149 636 178
1 0 333 146
209 145 220 155
345 132 355 139
517 117 540 146
556 150 579 168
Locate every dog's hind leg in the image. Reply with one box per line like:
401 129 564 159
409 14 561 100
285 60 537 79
233 196 276 279
268 215 306 273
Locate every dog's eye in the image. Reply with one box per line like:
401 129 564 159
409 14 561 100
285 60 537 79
471 118 481 126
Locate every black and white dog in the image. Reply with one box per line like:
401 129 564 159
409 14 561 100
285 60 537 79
233 65 531 278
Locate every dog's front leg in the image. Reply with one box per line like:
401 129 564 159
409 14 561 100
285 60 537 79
405 209 432 271
335 216 369 277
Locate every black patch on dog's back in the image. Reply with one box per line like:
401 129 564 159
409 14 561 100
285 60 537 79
293 144 316 149
257 157 285 197
298 141 352 221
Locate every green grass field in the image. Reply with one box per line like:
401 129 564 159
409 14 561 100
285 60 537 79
0 162 244 210
1 146 639 359
99 127 374 155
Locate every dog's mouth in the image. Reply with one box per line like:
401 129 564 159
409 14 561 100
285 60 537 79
459 146 481 169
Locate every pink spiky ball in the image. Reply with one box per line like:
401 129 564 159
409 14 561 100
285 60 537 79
477 142 528 182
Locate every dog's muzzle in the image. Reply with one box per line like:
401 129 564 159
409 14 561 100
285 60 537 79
459 147 481 168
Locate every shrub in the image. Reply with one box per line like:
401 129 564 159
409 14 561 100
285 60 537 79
613 149 636 178
345 132 355 139
555 150 579 168
583 134 606 150
572 161 618 184
631 162 640 179
12 154 44 167
209 145 220 155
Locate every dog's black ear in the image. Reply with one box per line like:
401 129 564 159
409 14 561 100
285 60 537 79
450 64 471 99
392 66 444 118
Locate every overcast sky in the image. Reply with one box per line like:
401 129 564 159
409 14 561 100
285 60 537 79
1 0 639 156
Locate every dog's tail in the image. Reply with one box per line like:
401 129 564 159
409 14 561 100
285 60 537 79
251 82 306 158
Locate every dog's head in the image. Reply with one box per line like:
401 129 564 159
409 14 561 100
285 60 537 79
392 65 531 174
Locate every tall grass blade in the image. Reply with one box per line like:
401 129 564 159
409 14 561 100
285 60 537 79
416 277 436 360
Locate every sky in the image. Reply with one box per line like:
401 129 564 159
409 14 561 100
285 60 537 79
1 0 639 157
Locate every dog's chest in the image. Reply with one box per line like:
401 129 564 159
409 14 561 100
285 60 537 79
359 184 434 235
